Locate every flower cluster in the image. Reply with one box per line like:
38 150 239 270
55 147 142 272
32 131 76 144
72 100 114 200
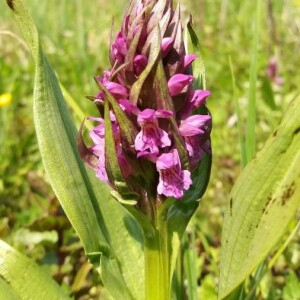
81 0 211 203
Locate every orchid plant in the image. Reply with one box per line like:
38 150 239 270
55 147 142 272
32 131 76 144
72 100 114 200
78 1 212 298
1 0 299 299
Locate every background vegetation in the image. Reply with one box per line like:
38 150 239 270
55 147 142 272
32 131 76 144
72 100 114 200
0 0 299 299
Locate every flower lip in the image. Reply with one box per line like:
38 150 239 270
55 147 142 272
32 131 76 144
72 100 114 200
156 149 192 199
134 108 172 156
156 149 180 170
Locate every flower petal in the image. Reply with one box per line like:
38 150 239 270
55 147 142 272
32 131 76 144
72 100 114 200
168 74 193 96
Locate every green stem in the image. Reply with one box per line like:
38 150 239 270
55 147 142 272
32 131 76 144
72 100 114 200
144 228 171 300
143 200 173 300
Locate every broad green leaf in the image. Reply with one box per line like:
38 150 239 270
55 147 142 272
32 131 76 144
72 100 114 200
0 239 70 300
0 277 20 300
219 96 300 299
8 1 144 299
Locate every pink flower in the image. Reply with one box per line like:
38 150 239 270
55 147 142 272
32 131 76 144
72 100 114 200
168 74 193 96
133 55 148 76
181 90 211 118
179 115 211 136
88 119 109 183
266 57 283 85
179 114 211 168
185 136 211 169
156 149 192 199
134 109 172 156
183 54 197 69
161 37 174 58
111 32 127 63
96 75 129 100
88 117 132 184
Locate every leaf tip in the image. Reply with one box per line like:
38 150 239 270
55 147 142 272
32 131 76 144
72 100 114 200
6 0 15 10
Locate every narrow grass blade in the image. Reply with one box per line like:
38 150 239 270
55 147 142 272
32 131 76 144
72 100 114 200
229 56 247 167
245 0 261 163
183 232 198 300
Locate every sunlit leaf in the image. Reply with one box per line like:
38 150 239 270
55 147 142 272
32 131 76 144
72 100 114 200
0 239 70 300
219 96 300 299
8 1 144 299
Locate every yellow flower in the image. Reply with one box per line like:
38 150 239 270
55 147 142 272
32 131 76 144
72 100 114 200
0 93 12 107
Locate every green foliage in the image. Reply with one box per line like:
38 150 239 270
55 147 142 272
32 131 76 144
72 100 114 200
0 239 70 299
219 96 300 298
1 0 300 299
7 0 144 299
282 271 300 300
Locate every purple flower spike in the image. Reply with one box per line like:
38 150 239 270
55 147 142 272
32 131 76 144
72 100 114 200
156 150 192 199
81 0 213 208
168 74 193 96
135 108 172 156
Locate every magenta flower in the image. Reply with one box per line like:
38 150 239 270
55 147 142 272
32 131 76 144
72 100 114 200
96 75 129 100
168 74 193 96
184 54 197 69
179 115 211 136
266 56 283 85
80 0 212 206
111 32 127 63
135 109 172 156
156 150 192 199
133 55 148 76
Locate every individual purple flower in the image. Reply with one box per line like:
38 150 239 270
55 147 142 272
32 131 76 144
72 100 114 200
111 32 127 63
179 115 211 136
88 117 132 184
184 54 197 69
181 89 211 118
168 74 193 96
96 75 129 100
133 55 148 76
185 136 211 169
88 119 109 183
135 108 172 156
179 114 211 168
161 37 174 57
156 149 192 199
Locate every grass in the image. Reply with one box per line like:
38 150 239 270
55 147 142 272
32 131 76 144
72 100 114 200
1 0 300 299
